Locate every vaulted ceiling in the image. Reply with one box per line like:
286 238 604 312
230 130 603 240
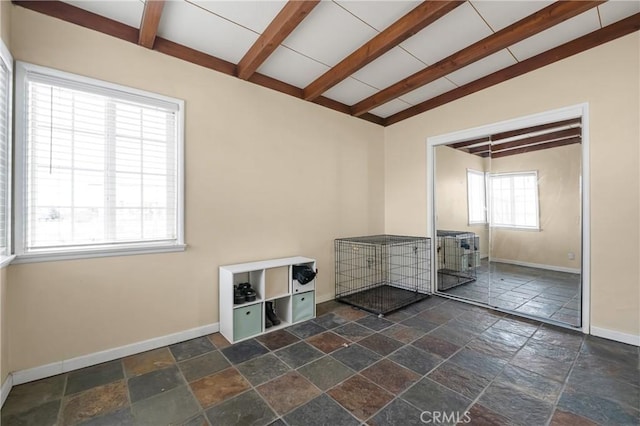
13 0 640 126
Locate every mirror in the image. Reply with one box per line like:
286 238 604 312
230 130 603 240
434 118 582 327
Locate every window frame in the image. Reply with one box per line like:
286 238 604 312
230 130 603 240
14 62 186 263
466 168 487 225
488 170 540 231
0 40 13 267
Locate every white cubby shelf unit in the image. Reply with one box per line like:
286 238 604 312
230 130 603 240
219 256 317 343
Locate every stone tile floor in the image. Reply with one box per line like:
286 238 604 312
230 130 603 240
442 261 581 326
2 296 638 426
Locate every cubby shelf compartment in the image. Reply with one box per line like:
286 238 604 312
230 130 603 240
219 256 316 344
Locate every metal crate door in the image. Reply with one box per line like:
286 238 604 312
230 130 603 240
335 241 381 298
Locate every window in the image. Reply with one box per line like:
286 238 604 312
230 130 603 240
467 169 487 224
0 41 12 264
15 63 184 261
489 171 540 229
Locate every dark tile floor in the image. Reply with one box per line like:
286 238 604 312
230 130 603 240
443 261 581 326
2 296 638 426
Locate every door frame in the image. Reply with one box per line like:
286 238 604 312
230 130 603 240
426 103 590 334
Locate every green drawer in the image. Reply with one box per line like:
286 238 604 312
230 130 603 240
292 291 314 323
233 304 262 341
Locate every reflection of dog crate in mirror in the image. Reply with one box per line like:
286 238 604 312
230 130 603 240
335 235 431 315
436 230 480 290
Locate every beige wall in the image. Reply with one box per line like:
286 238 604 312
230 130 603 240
434 145 489 257
6 7 385 372
490 144 581 270
385 33 640 336
0 0 9 386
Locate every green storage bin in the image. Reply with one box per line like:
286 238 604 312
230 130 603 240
233 303 262 341
292 291 314 323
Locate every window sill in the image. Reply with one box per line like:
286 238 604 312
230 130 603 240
13 244 187 264
0 254 15 268
490 225 541 232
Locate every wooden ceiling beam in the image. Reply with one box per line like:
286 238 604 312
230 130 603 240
139 0 165 49
385 12 640 126
489 127 581 152
466 127 582 153
492 118 581 141
303 0 464 101
352 0 603 117
154 38 237 76
491 137 581 158
12 0 384 126
448 136 491 149
237 0 319 80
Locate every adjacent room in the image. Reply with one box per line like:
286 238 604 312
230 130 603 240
434 119 583 327
0 1 638 425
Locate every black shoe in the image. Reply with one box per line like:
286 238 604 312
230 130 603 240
237 283 257 302
265 312 273 328
234 287 245 304
244 289 257 302
265 301 281 326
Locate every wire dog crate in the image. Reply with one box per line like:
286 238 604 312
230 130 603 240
335 235 431 315
436 230 480 291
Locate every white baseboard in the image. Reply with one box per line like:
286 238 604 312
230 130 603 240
11 322 219 386
1 373 12 408
491 258 580 274
591 326 640 347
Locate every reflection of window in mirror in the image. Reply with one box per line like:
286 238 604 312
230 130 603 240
489 171 540 230
466 169 487 225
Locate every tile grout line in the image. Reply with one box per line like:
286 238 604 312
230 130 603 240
214 338 286 424
56 371 69 425
456 321 546 425
543 337 587 426
361 300 490 424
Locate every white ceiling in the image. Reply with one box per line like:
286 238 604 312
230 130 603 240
62 0 639 119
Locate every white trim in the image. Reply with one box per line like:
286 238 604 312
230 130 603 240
580 103 591 335
18 62 181 110
591 326 640 347
491 258 580 274
0 39 11 261
13 60 27 257
0 37 11 67
1 373 12 408
11 322 219 386
427 103 590 331
12 244 186 264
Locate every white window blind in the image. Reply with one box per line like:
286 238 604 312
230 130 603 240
467 169 487 224
490 171 540 229
0 46 11 259
17 63 184 257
